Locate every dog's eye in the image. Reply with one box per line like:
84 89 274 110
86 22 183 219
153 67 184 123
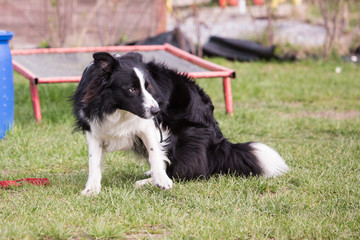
129 87 137 93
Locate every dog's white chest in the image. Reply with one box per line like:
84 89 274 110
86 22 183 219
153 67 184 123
90 110 149 152
102 134 134 152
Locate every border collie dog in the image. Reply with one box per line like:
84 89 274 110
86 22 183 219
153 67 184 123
72 52 289 195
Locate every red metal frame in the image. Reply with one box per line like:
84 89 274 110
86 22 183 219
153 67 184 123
12 44 235 122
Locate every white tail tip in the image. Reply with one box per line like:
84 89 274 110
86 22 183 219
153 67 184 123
251 142 289 177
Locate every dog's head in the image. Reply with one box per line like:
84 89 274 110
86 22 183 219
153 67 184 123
82 52 160 119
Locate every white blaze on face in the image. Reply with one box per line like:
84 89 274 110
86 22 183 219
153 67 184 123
133 67 159 118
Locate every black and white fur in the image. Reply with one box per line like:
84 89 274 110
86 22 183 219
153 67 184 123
72 52 289 195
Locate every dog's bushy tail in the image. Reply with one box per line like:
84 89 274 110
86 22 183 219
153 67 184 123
209 140 289 177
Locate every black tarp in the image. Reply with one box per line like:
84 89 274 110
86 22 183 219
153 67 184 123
130 31 276 61
129 28 193 53
203 36 276 61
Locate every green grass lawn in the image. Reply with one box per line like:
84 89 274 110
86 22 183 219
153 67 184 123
1 58 359 239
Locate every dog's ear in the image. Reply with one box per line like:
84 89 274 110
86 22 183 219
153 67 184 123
81 52 117 104
93 52 117 73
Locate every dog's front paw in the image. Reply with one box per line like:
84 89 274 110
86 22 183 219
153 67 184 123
152 171 173 190
81 184 101 196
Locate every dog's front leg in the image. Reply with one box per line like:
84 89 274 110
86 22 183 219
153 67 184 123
81 131 104 195
139 123 173 189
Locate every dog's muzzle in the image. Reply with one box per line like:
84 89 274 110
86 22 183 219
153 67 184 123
150 106 161 116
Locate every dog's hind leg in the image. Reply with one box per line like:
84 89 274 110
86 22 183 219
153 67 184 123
167 128 209 180
81 131 104 195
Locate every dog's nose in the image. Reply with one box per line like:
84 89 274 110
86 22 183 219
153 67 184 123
150 106 161 116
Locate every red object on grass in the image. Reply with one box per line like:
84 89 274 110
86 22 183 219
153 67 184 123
0 178 49 189
0 180 21 188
